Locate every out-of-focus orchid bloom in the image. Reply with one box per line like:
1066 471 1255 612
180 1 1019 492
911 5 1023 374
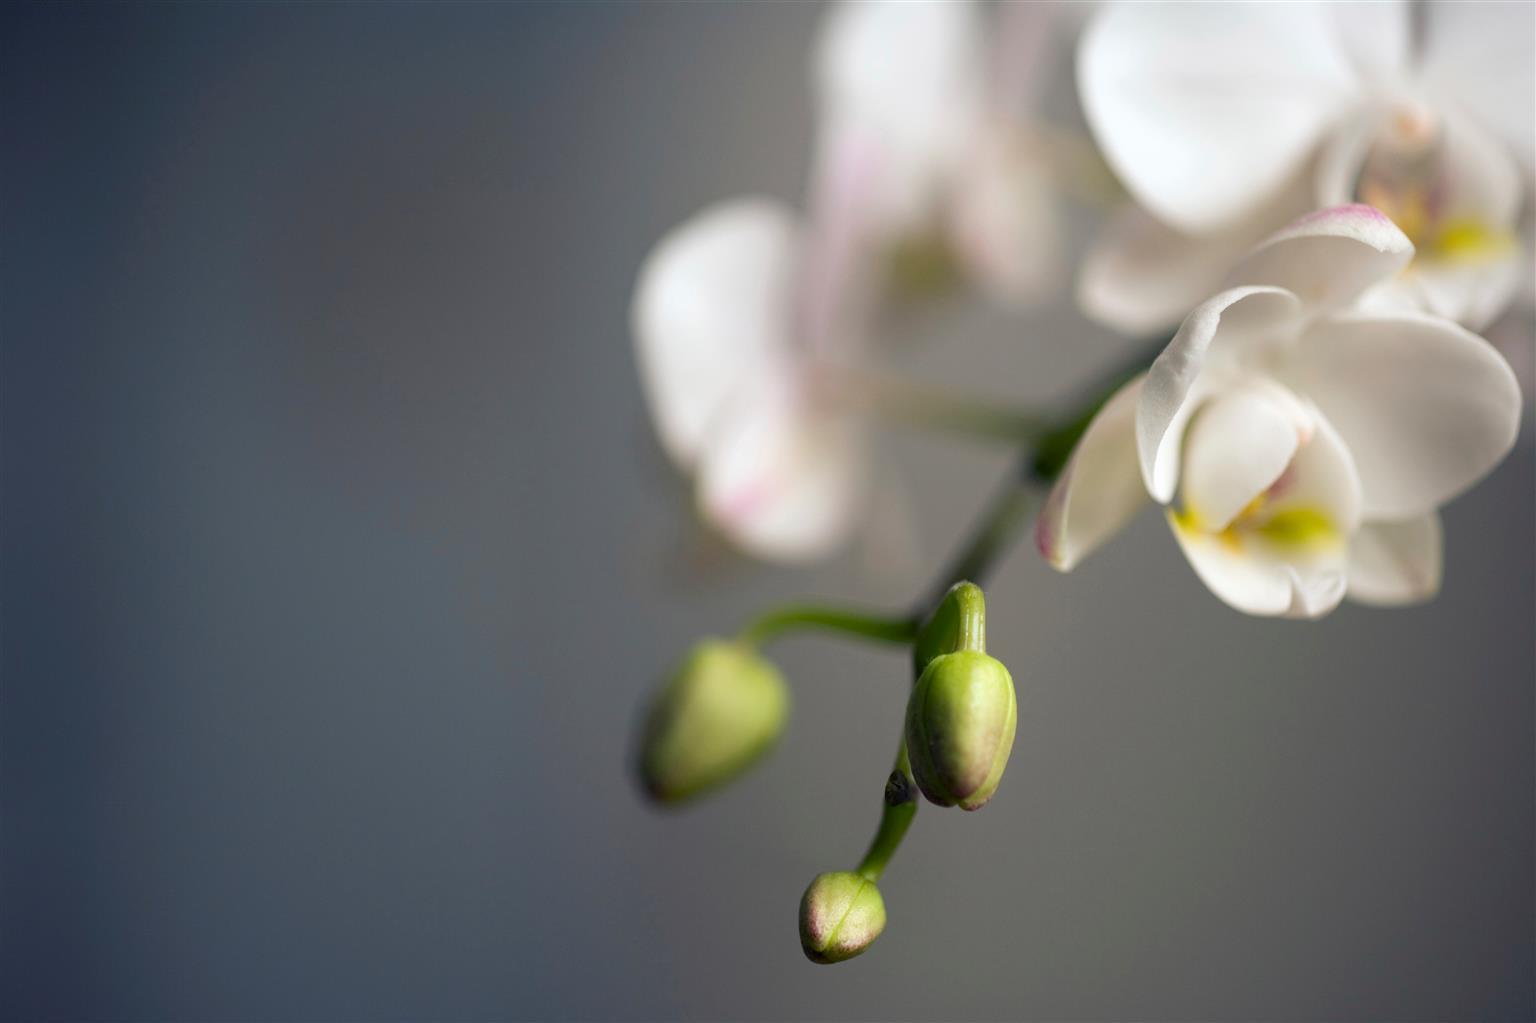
1077 1 1534 335
1040 206 1522 618
633 0 1066 562
815 0 1064 307
632 199 867 562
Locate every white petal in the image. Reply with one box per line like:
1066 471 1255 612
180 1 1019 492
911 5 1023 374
1314 114 1378 208
815 0 983 229
1078 1 1359 233
1394 252 1528 334
1179 384 1304 532
1327 1 1412 87
1036 374 1149 572
947 131 1062 307
1223 204 1415 315
800 125 884 357
1420 0 1535 169
1078 204 1262 335
1436 103 1524 230
1347 513 1443 606
1283 312 1522 518
1137 287 1303 503
696 391 864 563
1168 512 1349 620
632 199 800 467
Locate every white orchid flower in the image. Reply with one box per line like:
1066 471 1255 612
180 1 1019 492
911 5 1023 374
1039 205 1522 618
816 0 1063 306
633 0 1065 562
632 198 867 562
1077 1 1533 335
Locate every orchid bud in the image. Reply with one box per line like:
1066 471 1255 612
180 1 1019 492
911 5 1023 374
798 871 886 964
637 639 789 804
905 651 1017 810
906 582 1017 811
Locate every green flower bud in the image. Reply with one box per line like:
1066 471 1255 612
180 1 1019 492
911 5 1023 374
637 639 789 804
798 871 886 964
904 649 1017 811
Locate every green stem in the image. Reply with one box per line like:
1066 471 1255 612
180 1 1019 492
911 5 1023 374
738 605 918 648
856 747 919 882
824 336 1173 893
914 334 1171 616
914 478 1039 617
828 368 1052 444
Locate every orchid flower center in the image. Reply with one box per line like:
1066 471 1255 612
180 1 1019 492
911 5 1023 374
885 227 963 300
1354 105 1514 267
1173 470 1339 555
1171 386 1343 557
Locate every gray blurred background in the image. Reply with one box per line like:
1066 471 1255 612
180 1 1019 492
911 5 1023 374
2 3 1531 1020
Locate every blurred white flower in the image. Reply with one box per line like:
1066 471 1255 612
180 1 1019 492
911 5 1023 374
815 0 1063 306
632 0 1066 562
632 199 867 562
1077 1 1533 335
1039 205 1522 618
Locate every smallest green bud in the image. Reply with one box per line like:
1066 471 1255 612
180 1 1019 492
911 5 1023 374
798 872 886 964
638 639 789 804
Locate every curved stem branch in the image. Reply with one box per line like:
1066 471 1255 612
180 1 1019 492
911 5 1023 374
826 367 1053 444
856 746 918 882
914 471 1039 618
738 605 918 648
913 333 1172 617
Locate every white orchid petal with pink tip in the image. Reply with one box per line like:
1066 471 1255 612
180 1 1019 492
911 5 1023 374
1044 206 1521 618
1223 204 1415 314
696 385 865 563
632 197 866 561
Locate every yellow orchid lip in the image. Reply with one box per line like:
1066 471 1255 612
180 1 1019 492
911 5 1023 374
1421 219 1519 267
1252 506 1340 550
1358 178 1517 270
1173 500 1341 555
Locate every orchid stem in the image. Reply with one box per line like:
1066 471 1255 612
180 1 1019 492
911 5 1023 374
834 369 1052 443
856 746 919 883
915 473 1040 617
738 605 918 648
913 334 1171 617
810 336 1173 900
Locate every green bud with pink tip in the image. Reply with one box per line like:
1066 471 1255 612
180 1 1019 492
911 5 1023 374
904 582 1017 811
798 871 887 964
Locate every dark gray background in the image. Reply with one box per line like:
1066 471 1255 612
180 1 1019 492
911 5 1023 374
2 3 1531 1020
